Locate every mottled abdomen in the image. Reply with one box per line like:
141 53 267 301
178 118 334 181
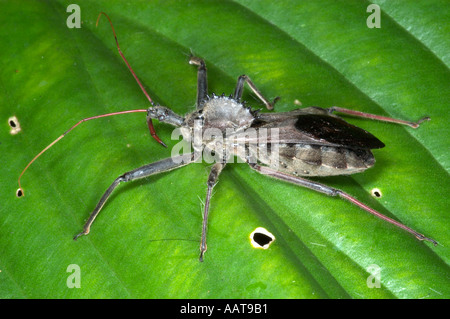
257 143 375 176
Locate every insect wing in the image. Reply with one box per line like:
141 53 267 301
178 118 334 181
294 114 385 149
249 108 384 149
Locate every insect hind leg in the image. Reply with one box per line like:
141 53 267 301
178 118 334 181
247 161 437 246
328 106 430 129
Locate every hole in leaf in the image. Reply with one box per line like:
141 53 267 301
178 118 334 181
8 116 21 135
253 233 272 246
371 188 382 198
250 227 275 249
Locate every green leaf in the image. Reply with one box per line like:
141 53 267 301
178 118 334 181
0 0 448 299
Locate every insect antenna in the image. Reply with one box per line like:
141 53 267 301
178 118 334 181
18 109 148 196
96 12 166 147
18 12 171 196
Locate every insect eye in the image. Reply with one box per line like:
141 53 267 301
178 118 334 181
158 114 166 121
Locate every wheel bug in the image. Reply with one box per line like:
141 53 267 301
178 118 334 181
18 12 437 262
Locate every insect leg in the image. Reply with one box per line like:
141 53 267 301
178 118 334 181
328 106 430 129
233 75 279 110
199 162 226 262
248 162 437 246
73 153 194 240
189 56 208 109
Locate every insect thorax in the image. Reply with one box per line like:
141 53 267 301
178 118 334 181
189 95 254 130
179 94 257 161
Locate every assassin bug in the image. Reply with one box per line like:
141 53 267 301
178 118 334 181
18 13 437 261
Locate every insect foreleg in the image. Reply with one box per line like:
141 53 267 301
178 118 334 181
248 162 437 246
73 153 195 241
233 75 279 110
199 162 226 262
189 55 208 109
328 106 430 128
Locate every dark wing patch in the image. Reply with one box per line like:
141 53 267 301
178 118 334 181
294 114 385 149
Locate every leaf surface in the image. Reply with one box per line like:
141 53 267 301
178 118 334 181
0 0 448 298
